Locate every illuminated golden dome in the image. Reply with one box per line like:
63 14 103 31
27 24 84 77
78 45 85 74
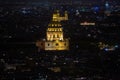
36 11 69 51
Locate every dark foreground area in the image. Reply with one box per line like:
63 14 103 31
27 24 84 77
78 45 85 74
0 42 120 80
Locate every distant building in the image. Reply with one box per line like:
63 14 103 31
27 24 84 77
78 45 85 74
80 22 95 26
52 10 68 21
36 11 69 51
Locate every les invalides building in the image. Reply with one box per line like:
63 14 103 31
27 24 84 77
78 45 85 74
36 10 69 51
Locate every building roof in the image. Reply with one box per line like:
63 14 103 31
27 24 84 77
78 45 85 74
48 21 62 28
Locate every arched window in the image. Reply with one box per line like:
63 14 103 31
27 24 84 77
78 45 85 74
57 34 59 38
56 43 59 46
48 43 50 46
53 35 55 38
64 43 66 46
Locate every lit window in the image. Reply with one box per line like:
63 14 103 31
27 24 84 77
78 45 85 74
60 28 62 31
52 24 54 26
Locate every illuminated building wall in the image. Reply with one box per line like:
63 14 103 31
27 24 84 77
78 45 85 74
52 10 68 21
36 11 69 51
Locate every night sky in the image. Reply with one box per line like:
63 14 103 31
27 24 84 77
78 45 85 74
0 0 117 5
0 0 117 2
